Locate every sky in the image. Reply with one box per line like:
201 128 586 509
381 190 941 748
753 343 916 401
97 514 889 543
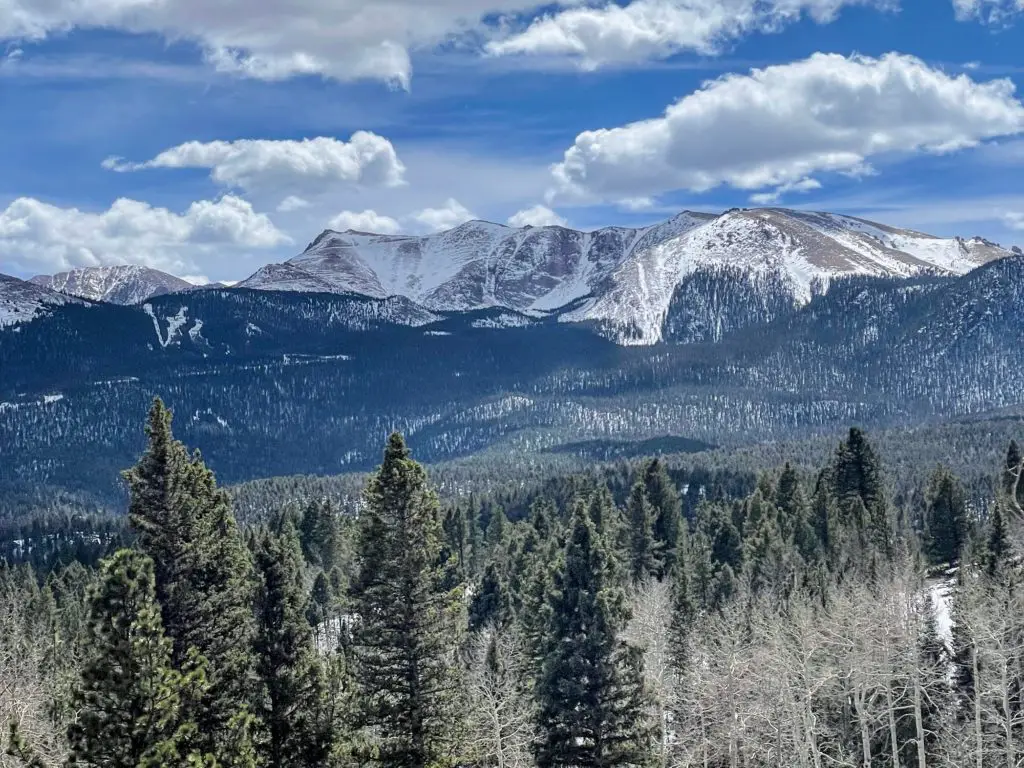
1 0 1023 284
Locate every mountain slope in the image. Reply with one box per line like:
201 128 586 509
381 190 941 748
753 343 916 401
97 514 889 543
0 273 85 327
30 265 195 305
238 207 1011 345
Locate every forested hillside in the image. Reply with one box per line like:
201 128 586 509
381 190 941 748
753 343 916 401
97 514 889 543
3 255 1024 507
3 401 1024 767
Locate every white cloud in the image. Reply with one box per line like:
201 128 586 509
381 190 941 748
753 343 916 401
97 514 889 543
0 195 288 275
0 0 896 85
327 209 402 234
749 177 822 204
0 0 585 87
104 133 406 194
618 197 656 211
412 199 476 232
550 53 1024 202
487 0 892 69
953 0 1024 23
1004 212 1024 230
277 195 311 212
506 204 567 227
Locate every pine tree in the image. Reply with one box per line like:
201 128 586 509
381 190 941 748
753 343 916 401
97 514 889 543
667 564 695 674
986 501 1012 578
924 466 969 566
831 427 892 557
66 549 199 767
253 524 332 767
298 500 340 573
1004 440 1024 512
469 560 513 632
534 504 656 768
626 481 657 586
643 459 682 578
122 398 257 761
349 433 466 768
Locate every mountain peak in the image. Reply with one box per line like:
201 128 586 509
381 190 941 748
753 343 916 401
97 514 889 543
30 265 194 305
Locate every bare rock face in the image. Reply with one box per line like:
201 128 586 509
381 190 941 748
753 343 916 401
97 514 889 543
1 273 86 327
30 265 195 305
237 208 1013 344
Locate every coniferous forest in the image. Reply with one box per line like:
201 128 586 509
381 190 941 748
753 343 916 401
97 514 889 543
4 398 1024 767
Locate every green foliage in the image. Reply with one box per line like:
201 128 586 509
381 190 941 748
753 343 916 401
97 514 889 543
122 398 258 763
66 549 200 767
534 505 656 768
349 433 467 767
924 466 969 565
253 524 333 767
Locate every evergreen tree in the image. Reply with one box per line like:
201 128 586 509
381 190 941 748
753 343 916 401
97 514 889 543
253 524 332 768
924 466 969 566
626 481 657 586
298 499 340 573
349 433 466 768
1004 440 1024 512
643 459 682 578
66 549 199 767
667 564 696 674
986 501 1012 577
831 427 892 557
534 505 656 768
122 398 257 761
469 560 513 632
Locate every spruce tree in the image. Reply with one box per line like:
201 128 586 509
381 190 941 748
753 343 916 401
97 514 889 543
349 433 466 768
253 524 332 767
643 459 682 578
122 398 257 761
924 466 969 566
1004 440 1024 512
469 560 513 632
626 480 657 585
831 427 892 557
534 505 656 768
67 549 198 767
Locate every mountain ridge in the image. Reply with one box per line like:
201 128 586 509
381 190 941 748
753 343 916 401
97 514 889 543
29 265 196 305
237 207 1014 344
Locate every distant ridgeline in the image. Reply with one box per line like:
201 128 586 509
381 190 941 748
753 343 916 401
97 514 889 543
0 253 1023 503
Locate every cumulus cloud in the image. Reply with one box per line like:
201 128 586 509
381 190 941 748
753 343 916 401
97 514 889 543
487 0 892 69
0 0 583 87
618 197 657 211
749 177 822 205
327 209 403 234
0 195 288 275
277 195 311 212
412 199 476 232
550 53 1024 202
953 0 1024 23
104 133 406 194
507 204 567 227
0 0 896 85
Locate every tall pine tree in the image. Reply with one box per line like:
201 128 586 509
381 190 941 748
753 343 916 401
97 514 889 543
66 549 200 767
534 504 656 768
349 433 466 768
122 398 258 762
253 524 333 767
924 466 969 566
643 459 682 578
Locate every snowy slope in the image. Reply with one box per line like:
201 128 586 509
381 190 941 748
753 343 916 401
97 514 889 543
564 208 1012 344
30 265 195 305
238 208 1012 345
238 213 716 313
0 273 86 328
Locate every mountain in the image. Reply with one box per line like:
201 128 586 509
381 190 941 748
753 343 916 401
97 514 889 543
30 265 195 305
0 272 85 328
4 257 1024 502
238 208 1012 344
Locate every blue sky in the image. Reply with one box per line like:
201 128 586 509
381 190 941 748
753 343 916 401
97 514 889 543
1 0 1023 283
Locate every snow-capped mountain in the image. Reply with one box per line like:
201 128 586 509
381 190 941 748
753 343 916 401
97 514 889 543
30 265 195 305
0 273 86 328
238 207 1013 344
